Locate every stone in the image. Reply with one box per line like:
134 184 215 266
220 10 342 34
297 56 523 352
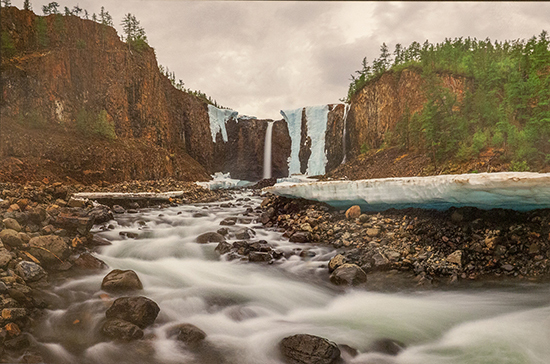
235 228 253 240
366 228 380 237
88 207 113 225
74 253 107 270
101 319 143 341
4 333 31 351
280 334 341 364
220 217 237 226
248 251 272 262
215 242 232 255
502 264 515 272
372 251 390 270
196 232 225 244
289 232 310 243
328 254 346 273
446 250 463 266
67 198 87 208
345 205 361 219
0 249 13 269
368 338 406 356
27 207 47 225
28 235 71 267
329 264 367 286
112 205 126 214
106 296 160 329
54 213 94 235
101 269 143 292
358 214 369 224
169 323 206 345
91 235 112 246
2 218 21 232
0 229 24 248
1 308 27 321
15 261 47 282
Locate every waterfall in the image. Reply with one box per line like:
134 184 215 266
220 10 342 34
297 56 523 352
207 104 238 142
341 103 350 164
263 121 274 179
280 108 303 176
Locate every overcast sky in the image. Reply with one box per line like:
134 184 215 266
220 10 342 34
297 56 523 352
10 1 550 119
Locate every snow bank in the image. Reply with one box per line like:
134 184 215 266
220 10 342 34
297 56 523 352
207 105 238 143
265 172 550 211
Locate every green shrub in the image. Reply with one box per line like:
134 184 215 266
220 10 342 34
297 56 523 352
1 31 16 58
76 109 116 140
76 39 86 49
17 110 46 128
511 160 530 172
35 17 49 47
94 110 116 140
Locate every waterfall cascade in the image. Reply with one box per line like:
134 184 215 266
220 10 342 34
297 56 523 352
305 105 329 176
341 103 350 164
207 104 238 142
263 121 274 179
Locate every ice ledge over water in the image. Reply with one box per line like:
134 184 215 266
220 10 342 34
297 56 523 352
265 172 550 211
208 105 238 143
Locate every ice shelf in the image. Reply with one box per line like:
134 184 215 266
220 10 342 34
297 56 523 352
265 172 550 211
208 105 238 143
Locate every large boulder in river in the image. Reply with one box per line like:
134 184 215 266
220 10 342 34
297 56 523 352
196 232 225 244
169 323 207 346
27 235 71 267
106 296 160 329
280 334 341 364
329 264 367 286
101 318 143 341
101 269 143 292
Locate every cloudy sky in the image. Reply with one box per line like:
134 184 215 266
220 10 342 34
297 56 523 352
10 1 550 119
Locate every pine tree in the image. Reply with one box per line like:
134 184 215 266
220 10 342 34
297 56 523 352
1 0 12 8
121 13 148 49
100 6 113 27
23 0 31 11
72 4 82 17
42 2 59 15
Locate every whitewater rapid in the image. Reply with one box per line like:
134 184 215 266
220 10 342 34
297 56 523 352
31 192 550 364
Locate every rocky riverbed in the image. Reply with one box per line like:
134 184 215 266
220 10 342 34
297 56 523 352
1 180 549 363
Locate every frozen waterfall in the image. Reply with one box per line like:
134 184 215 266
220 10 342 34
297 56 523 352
207 104 238 142
305 105 329 176
280 108 303 176
263 121 274 179
341 103 350 164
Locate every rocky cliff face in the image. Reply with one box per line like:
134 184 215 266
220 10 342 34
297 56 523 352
1 7 214 182
345 69 466 160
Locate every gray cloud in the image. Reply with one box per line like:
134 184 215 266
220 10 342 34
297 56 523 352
12 1 550 119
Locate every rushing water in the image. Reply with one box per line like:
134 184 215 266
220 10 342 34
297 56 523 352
31 192 550 364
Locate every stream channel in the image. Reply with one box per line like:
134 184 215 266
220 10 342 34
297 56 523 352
31 191 550 364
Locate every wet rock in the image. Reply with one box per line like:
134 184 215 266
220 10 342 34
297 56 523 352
88 207 113 224
27 235 71 267
366 228 380 237
101 269 143 292
3 333 31 351
67 198 87 208
74 253 108 270
119 231 139 239
248 251 272 262
101 318 144 341
1 308 27 322
106 296 160 329
371 251 391 271
328 254 346 273
196 232 225 244
345 205 361 220
112 205 126 214
0 229 24 248
261 207 275 224
235 228 254 240
220 217 237 226
368 338 406 356
329 264 367 286
15 261 47 282
2 218 21 232
280 333 341 364
91 235 112 246
54 213 94 235
289 232 310 243
215 242 232 255
169 323 207 345
217 227 229 236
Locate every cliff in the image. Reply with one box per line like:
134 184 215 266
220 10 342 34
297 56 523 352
1 6 214 182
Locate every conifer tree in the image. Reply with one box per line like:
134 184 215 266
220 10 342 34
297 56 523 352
42 2 59 15
1 0 12 8
23 0 31 11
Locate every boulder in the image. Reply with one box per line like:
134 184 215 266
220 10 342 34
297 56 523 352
101 269 143 292
112 205 126 214
74 253 108 270
2 218 21 232
28 235 71 267
329 264 367 286
0 248 13 269
196 232 225 244
219 217 237 226
280 334 341 364
88 206 113 225
446 250 463 267
54 213 94 235
249 251 272 262
235 228 254 240
0 229 24 248
215 242 232 255
15 261 47 282
289 232 310 243
345 205 361 219
328 254 346 273
106 296 160 329
169 323 207 345
101 318 143 341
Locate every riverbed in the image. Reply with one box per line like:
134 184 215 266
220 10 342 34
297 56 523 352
31 192 550 364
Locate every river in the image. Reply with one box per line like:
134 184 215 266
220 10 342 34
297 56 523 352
31 191 550 364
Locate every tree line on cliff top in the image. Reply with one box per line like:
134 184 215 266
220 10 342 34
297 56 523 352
346 32 550 171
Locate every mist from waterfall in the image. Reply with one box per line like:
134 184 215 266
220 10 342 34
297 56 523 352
341 103 350 164
263 121 274 179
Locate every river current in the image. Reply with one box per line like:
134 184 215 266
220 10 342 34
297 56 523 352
31 192 550 364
